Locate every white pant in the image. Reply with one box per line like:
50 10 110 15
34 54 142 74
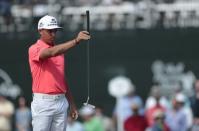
31 93 69 131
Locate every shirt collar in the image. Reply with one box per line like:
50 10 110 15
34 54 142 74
37 39 53 47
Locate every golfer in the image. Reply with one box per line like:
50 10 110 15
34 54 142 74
28 15 90 131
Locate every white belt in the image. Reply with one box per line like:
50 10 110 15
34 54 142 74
33 93 65 100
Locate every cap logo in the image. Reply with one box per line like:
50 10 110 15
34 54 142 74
39 22 44 27
51 18 56 23
46 18 58 26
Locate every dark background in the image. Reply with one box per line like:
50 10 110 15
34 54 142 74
1 28 199 115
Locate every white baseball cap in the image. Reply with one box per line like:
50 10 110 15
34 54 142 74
79 106 95 116
38 15 62 30
175 93 186 103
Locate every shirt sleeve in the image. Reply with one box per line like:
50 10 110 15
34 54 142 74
29 45 47 62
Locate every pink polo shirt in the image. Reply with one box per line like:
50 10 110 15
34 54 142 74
28 39 68 94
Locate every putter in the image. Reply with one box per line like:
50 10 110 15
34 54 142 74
83 96 95 108
83 10 95 109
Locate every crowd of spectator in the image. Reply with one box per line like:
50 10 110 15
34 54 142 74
0 0 199 33
3 0 199 6
112 79 199 131
0 79 199 131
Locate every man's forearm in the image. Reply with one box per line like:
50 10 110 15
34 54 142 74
49 39 78 56
40 39 78 60
65 88 76 110
40 31 90 60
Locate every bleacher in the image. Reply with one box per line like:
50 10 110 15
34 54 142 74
1 0 199 33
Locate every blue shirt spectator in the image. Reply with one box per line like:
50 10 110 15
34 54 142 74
0 0 11 17
15 96 32 131
165 94 188 131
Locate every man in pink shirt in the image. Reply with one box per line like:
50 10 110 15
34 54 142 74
28 15 90 131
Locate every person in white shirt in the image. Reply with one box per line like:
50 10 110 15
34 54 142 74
66 115 84 131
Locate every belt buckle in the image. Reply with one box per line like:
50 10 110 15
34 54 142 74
55 95 60 100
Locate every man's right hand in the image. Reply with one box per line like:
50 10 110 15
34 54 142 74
75 31 91 43
39 31 91 60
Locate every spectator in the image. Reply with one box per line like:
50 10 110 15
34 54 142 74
0 0 12 25
145 91 166 126
14 0 32 5
145 85 170 110
66 115 84 131
165 94 188 131
190 80 199 131
80 106 105 131
124 102 148 131
174 93 193 130
113 83 144 128
75 0 100 6
149 110 170 131
101 0 122 5
95 106 115 131
0 93 14 131
15 96 32 131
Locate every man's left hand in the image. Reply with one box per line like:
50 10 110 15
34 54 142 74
70 107 78 120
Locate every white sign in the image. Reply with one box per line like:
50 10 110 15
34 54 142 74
152 60 195 96
0 69 21 99
108 76 134 98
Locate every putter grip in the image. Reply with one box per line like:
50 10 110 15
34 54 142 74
86 10 90 33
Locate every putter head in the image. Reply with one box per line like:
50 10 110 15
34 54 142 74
83 102 95 109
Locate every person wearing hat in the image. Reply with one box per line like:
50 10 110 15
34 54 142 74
124 102 148 131
150 110 170 131
28 15 90 131
79 106 104 131
165 93 188 131
112 82 144 130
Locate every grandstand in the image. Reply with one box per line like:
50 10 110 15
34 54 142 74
1 0 199 33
